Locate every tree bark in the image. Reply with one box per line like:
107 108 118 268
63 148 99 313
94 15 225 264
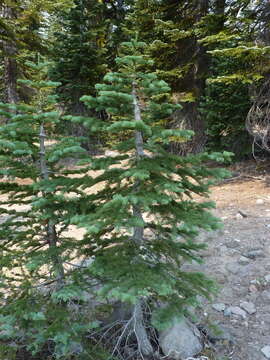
39 124 65 290
0 3 19 105
132 82 147 245
170 0 210 155
130 82 154 357
214 0 226 16
133 300 154 357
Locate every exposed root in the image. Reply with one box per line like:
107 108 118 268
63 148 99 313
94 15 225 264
87 299 158 360
246 78 270 156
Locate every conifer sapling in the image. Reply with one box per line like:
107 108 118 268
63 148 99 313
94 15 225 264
72 39 231 357
0 62 98 358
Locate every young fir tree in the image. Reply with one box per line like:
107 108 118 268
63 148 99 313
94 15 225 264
0 63 99 359
69 39 231 357
0 45 231 359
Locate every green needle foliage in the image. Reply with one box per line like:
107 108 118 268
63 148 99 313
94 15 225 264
0 44 232 359
73 39 231 334
0 63 98 359
200 55 252 158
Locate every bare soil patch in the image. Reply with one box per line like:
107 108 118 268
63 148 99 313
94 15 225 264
194 160 270 360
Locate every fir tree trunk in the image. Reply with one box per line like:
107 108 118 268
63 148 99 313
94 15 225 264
170 0 209 155
215 0 226 16
4 50 18 104
131 82 154 357
39 124 65 289
133 300 154 357
132 81 146 245
0 3 19 106
214 0 226 31
3 46 18 105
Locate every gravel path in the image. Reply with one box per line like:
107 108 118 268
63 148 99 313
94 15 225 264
193 176 270 360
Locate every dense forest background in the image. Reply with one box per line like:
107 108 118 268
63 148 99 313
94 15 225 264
1 0 270 158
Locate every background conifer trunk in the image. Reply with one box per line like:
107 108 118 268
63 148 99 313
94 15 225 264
1 3 19 105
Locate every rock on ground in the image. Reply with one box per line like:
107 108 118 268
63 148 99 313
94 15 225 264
240 301 256 315
243 249 265 259
159 317 203 360
224 306 247 319
238 256 250 265
261 345 270 359
212 303 226 312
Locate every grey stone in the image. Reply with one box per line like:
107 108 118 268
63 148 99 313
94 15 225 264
159 317 203 360
225 306 247 319
235 213 243 220
264 274 270 283
225 263 241 274
243 250 265 259
248 292 259 302
225 239 240 249
224 308 232 317
238 256 250 265
238 210 248 218
261 290 270 303
250 279 260 285
212 303 226 312
233 286 248 298
261 345 270 359
240 301 256 315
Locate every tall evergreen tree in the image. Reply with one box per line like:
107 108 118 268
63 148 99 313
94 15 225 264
0 0 74 106
49 0 108 116
49 0 133 111
199 52 252 158
130 0 211 155
198 1 270 156
130 1 270 156
49 0 132 150
72 38 231 357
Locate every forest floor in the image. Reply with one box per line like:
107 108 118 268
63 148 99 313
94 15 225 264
191 160 270 360
2 158 270 360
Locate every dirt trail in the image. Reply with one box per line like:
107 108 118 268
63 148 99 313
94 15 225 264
195 175 270 360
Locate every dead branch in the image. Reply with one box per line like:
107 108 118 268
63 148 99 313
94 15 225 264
246 78 270 154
